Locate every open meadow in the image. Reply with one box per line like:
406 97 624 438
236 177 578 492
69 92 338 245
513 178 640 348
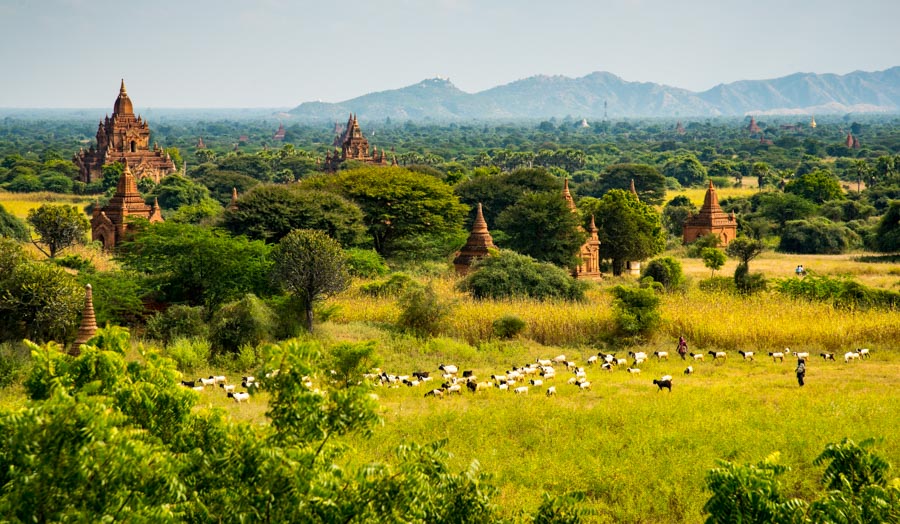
0 190 93 218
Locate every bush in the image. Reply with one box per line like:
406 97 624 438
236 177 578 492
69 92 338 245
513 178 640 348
52 254 95 272
773 273 900 310
699 276 737 293
641 256 685 292
708 176 731 188
164 337 211 374
610 280 661 338
492 314 527 340
146 305 208 344
398 284 451 337
686 233 721 257
734 263 767 295
78 271 148 327
209 294 276 353
360 273 417 298
0 342 29 389
459 250 587 301
778 218 859 254
345 248 389 278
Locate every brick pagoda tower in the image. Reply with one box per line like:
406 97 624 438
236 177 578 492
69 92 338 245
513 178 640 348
71 283 98 355
91 163 164 250
682 181 737 245
453 203 497 275
564 179 602 280
74 80 176 184
323 114 388 171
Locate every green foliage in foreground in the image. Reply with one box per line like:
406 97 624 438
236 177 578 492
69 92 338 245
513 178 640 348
704 439 900 524
0 203 28 241
3 332 572 523
459 250 587 301
26 203 89 258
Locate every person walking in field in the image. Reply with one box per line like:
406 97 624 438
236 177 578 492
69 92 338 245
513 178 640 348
677 335 688 360
796 358 806 387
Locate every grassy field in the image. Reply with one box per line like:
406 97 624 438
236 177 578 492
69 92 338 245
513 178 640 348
666 184 759 208
0 190 93 218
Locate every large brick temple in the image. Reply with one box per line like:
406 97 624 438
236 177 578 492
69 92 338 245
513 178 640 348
682 181 737 245
74 80 176 184
91 162 163 250
323 114 392 171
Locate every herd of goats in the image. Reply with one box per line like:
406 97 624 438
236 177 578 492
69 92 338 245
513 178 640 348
366 347 875 400
176 348 874 402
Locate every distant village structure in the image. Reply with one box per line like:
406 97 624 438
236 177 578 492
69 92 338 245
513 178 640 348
747 116 762 136
91 163 164 250
323 114 393 171
74 80 176 184
563 179 602 280
453 203 497 275
273 123 286 141
682 181 737 246
845 132 861 149
675 121 686 135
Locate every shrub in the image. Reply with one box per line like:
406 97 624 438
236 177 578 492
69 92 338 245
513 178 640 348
52 254 95 272
360 273 417 298
459 250 587 301
641 256 685 292
209 294 276 353
699 276 736 293
164 337 211 373
345 248 389 278
686 233 721 257
146 305 208 344
773 273 900 310
610 280 661 338
778 218 859 254
0 342 29 389
492 314 527 340
734 263 767 295
398 284 451 337
78 271 148 327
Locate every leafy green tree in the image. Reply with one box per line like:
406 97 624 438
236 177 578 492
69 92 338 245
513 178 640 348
642 257 685 291
77 270 147 327
398 283 451 337
779 218 858 254
785 169 845 204
752 161 774 190
271 229 350 332
578 163 666 205
751 192 818 227
100 162 124 192
117 221 273 309
455 167 560 227
26 204 89 258
308 167 467 255
209 293 276 353
708 160 739 186
582 190 666 276
662 195 697 237
0 258 82 342
496 191 586 268
147 174 210 210
663 154 707 187
6 174 43 192
223 184 366 245
701 247 727 277
726 236 766 294
459 250 586 301
0 203 28 241
167 197 223 225
870 201 900 253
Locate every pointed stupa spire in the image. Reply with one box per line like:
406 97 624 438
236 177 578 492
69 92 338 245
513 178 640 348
563 178 576 211
588 214 598 233
630 179 638 198
120 78 127 95
453 203 497 275
229 187 239 211
72 283 98 353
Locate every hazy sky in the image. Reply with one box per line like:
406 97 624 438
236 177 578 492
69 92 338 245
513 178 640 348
1 0 898 108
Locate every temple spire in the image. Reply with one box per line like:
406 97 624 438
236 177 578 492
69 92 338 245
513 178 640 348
72 284 98 354
453 202 497 275
630 179 638 198
120 78 127 95
563 178 576 211
229 187 239 211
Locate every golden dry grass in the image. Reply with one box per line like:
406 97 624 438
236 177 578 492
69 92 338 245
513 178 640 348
665 185 759 207
0 190 93 218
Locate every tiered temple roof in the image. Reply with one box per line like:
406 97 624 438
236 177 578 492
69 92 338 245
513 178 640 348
747 116 762 135
453 203 497 275
91 163 163 250
682 181 737 245
73 80 176 184
323 114 389 171
273 123 286 141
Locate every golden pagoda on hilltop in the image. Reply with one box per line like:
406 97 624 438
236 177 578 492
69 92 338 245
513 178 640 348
563 179 602 280
91 163 163 250
453 203 497 275
74 80 176 184
682 181 737 245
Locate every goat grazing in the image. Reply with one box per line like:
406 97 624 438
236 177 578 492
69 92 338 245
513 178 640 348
684 366 693 375
653 351 669 361
689 352 705 361
708 351 727 361
858 348 871 359
424 389 444 399
768 352 785 363
738 351 754 361
844 352 860 363
653 376 673 392
514 386 529 395
227 392 250 403
820 352 835 361
438 364 459 375
626 367 641 374
546 386 556 396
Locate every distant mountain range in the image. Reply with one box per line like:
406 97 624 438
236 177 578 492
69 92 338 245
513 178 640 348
288 67 900 121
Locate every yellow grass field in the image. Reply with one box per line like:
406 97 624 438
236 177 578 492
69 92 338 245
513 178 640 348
666 184 759 207
0 190 93 218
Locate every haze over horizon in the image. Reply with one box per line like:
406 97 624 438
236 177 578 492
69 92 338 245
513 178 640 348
1 0 898 108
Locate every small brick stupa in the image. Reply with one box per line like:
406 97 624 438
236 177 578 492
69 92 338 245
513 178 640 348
71 283 98 355
682 181 737 245
453 203 496 275
747 116 762 135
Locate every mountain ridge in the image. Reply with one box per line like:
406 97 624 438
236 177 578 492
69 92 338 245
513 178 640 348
289 67 900 120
